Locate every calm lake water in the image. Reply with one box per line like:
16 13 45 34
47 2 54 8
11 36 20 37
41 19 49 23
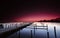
7 22 60 38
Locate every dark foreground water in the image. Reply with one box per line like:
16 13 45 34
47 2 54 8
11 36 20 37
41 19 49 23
7 22 60 38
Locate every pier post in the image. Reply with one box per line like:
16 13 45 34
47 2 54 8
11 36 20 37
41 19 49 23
54 26 57 38
47 31 49 38
31 30 33 38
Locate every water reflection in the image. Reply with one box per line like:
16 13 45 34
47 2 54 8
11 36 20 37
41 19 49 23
7 22 60 38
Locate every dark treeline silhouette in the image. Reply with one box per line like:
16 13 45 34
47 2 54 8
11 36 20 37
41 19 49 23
38 18 60 22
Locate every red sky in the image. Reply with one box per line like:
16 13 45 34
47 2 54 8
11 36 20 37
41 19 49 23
13 11 60 22
1 0 60 22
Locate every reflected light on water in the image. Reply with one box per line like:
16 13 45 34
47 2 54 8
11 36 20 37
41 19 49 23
33 22 44 26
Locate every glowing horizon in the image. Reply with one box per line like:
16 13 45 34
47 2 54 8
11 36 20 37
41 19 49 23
14 12 60 22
